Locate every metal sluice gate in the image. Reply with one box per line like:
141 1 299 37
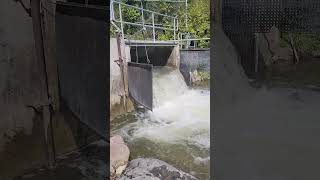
127 62 153 111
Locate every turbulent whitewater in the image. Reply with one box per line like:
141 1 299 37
112 66 210 179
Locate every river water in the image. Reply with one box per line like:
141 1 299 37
111 66 210 180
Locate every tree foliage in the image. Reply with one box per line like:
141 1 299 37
280 32 320 57
110 0 210 48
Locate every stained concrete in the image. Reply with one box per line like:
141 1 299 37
110 38 134 121
0 1 105 177
14 139 108 180
180 49 210 85
0 0 43 154
166 46 180 69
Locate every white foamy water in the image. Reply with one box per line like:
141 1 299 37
111 66 210 179
118 67 210 150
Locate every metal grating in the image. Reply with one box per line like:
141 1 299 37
223 0 320 34
222 0 320 77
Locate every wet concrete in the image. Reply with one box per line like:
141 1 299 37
14 140 108 180
0 101 105 179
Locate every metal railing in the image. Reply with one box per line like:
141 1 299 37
177 32 210 49
110 0 178 42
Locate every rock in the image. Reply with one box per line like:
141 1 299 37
257 26 293 66
110 135 130 178
119 158 198 180
265 26 281 52
190 70 202 84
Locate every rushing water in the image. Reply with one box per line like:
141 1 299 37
111 66 210 180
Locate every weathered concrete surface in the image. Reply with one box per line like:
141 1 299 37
0 0 43 156
110 135 130 178
15 139 108 180
180 49 210 85
0 101 102 178
41 0 60 111
119 158 198 180
212 24 253 112
110 38 134 120
0 2 104 176
166 46 180 69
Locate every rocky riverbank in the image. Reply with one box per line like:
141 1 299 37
119 158 198 180
110 135 199 180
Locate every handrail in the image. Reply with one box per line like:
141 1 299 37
111 0 177 19
175 38 211 41
110 0 178 42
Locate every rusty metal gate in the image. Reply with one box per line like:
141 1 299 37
127 62 153 110
56 3 108 138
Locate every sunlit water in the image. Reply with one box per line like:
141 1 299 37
111 66 210 180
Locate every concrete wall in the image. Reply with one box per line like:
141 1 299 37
0 1 101 177
166 46 180 68
0 0 41 154
180 49 210 85
110 38 133 120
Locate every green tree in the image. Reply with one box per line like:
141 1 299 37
110 0 210 48
184 0 210 48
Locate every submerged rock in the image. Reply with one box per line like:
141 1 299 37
110 135 130 178
119 158 198 180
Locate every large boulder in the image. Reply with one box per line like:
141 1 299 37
257 26 293 66
119 158 198 180
110 135 130 178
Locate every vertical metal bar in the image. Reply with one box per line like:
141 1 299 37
181 33 183 48
152 13 155 42
85 0 89 7
254 34 259 77
118 3 124 39
30 0 55 168
176 17 179 44
110 0 114 20
141 4 145 27
176 17 179 31
174 18 176 40
185 0 188 29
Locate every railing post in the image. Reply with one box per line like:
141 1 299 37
118 3 124 39
110 0 114 21
185 0 188 29
141 2 145 27
176 17 179 31
152 12 155 42
173 18 176 41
